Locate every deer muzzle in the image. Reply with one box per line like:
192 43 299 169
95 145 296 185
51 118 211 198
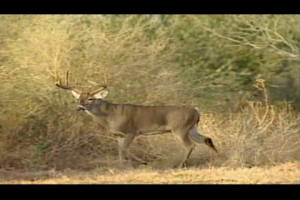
76 105 86 111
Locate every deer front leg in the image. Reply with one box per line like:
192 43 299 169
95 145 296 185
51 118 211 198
117 137 125 164
130 154 147 165
117 133 136 165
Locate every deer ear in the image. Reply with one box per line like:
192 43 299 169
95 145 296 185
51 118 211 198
93 90 108 99
71 90 81 99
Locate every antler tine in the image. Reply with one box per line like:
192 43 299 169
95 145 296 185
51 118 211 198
90 84 108 96
58 75 62 85
104 71 108 85
55 69 80 93
65 69 69 85
55 73 64 87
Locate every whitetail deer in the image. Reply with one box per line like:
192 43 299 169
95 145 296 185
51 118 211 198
55 71 218 168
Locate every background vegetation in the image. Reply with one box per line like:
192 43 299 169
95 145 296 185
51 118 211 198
0 15 299 172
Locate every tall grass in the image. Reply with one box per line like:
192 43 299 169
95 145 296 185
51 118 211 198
0 15 177 170
0 15 298 171
134 80 299 169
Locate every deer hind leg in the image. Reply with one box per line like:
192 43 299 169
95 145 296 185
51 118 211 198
173 130 195 168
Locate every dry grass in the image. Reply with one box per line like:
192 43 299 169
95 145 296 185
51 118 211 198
0 15 178 171
0 15 299 176
0 162 298 184
0 74 299 170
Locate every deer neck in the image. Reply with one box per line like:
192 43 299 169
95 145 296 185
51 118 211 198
85 99 116 117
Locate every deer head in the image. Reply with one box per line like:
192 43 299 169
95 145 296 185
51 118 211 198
55 70 108 111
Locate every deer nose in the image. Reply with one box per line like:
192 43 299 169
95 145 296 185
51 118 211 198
76 105 86 111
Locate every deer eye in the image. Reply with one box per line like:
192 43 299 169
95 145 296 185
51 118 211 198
87 97 94 102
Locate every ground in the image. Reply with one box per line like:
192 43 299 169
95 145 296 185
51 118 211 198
0 162 298 184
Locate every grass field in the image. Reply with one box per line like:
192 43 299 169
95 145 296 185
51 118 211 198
0 162 298 184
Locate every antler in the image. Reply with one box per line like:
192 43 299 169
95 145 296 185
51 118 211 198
90 84 108 96
55 70 81 94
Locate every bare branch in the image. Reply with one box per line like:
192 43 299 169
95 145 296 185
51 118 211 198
202 16 299 60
